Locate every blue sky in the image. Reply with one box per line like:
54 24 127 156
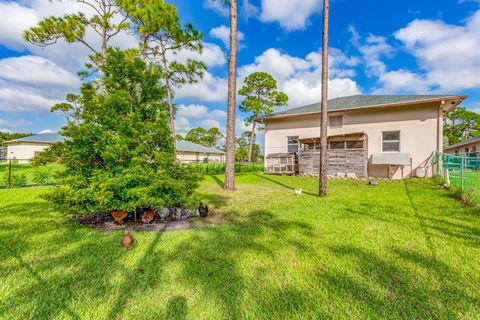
0 0 479 140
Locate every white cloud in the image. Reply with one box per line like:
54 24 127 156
242 0 260 19
238 48 361 107
175 71 228 102
202 119 221 129
0 0 137 70
0 118 31 129
357 34 394 77
170 42 226 68
0 85 62 113
209 25 245 49
211 109 228 118
175 116 192 135
39 129 54 134
0 55 79 113
236 117 252 133
0 1 38 51
203 0 229 16
176 104 209 119
0 56 79 87
259 0 322 30
372 10 480 93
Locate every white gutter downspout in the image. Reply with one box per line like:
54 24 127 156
435 101 446 177
437 101 445 153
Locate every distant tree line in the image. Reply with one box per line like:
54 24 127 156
177 127 263 162
444 107 480 146
0 132 31 147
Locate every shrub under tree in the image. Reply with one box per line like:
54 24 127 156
46 49 201 214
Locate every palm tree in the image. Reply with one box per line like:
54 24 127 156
224 0 238 191
319 0 330 197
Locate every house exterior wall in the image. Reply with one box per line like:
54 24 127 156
263 102 443 179
6 142 51 164
176 152 225 163
445 141 480 155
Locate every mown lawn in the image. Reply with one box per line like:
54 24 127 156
1 174 479 319
0 163 63 187
449 169 480 203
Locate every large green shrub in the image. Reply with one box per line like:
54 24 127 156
45 49 201 214
2 172 27 187
32 167 51 185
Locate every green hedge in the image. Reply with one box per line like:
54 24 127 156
183 162 264 175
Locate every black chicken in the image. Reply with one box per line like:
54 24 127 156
198 203 209 217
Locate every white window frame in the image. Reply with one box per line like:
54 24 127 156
381 131 401 152
287 136 299 153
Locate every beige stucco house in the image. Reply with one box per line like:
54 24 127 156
444 136 480 156
5 133 225 164
176 140 225 163
6 133 64 164
256 95 466 179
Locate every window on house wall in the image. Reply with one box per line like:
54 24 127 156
304 142 320 150
329 141 346 150
382 131 400 152
328 140 364 150
329 115 343 128
346 140 364 149
287 136 299 153
465 147 469 154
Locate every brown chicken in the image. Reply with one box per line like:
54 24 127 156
141 210 156 224
120 229 134 249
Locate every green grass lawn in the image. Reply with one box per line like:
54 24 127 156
0 163 63 187
1 174 479 319
449 169 480 203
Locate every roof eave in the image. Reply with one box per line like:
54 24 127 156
5 140 57 144
255 95 468 122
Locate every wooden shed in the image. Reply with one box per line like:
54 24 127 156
265 153 298 174
298 132 368 178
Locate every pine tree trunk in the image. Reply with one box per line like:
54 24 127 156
319 0 329 197
161 52 176 150
248 122 256 162
224 0 238 191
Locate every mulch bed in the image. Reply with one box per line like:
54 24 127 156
74 211 208 232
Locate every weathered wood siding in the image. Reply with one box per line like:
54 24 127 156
298 149 367 177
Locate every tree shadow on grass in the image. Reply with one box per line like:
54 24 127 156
321 245 478 319
0 205 124 319
164 210 314 319
209 175 224 188
1 198 314 319
253 173 317 197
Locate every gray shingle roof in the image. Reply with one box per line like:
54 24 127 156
445 136 480 150
176 140 225 154
258 95 462 120
7 133 64 144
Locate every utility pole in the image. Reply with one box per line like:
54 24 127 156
319 0 330 197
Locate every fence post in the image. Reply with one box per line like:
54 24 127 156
7 159 11 189
461 157 465 191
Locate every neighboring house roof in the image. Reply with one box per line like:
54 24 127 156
444 136 480 150
176 140 225 154
256 95 466 121
6 133 225 154
6 133 64 144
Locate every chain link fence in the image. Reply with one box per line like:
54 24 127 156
435 153 480 203
0 160 265 188
0 160 61 189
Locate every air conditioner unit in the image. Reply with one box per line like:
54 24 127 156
416 167 427 178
